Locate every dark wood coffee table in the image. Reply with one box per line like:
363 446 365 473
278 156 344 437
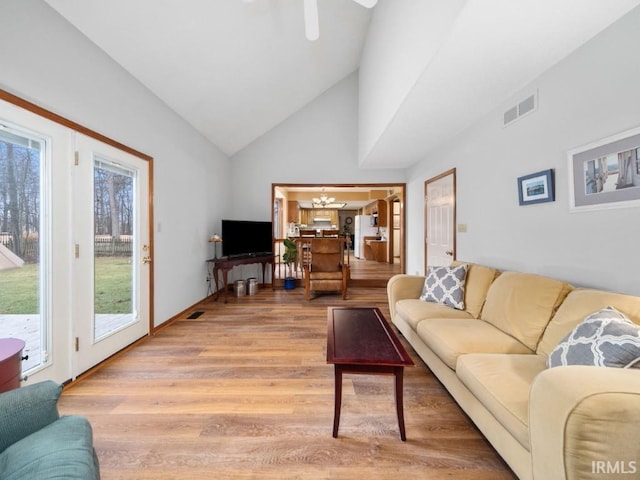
326 307 415 441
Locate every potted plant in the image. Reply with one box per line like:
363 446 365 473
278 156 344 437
282 238 298 290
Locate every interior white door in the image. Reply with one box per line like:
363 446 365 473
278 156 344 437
425 169 456 269
73 133 150 375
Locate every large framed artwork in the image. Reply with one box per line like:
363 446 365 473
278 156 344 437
568 126 640 212
517 169 555 206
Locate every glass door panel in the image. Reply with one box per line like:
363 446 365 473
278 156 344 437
93 158 135 340
0 125 48 373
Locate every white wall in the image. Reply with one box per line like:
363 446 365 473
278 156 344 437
0 0 230 324
230 72 406 221
228 72 406 284
358 0 466 163
406 6 640 295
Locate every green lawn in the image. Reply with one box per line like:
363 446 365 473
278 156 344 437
0 262 38 314
0 257 132 314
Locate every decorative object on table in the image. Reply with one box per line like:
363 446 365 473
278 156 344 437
282 238 298 290
568 125 640 212
209 234 222 259
517 168 555 206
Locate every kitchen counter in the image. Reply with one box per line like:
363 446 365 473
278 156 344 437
365 239 387 262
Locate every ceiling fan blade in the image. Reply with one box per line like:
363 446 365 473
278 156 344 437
351 0 378 8
304 0 319 41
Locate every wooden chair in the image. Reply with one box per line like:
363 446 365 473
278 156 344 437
295 237 313 270
321 229 340 237
303 238 349 300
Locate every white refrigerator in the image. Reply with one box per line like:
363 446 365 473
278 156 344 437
354 215 379 259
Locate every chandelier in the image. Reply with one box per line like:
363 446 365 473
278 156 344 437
311 189 346 208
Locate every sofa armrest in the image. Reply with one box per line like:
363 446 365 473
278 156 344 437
0 380 62 453
530 366 640 480
387 274 425 321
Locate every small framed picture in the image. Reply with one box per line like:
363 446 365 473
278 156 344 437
517 169 555 206
568 126 640 212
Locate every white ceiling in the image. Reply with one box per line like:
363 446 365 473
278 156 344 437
44 0 640 167
44 0 372 157
358 0 640 168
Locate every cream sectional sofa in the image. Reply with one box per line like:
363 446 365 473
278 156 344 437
387 262 640 480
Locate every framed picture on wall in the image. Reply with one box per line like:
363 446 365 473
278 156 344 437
517 169 555 206
568 126 640 212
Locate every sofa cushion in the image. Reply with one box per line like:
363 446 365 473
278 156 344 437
0 415 99 480
416 318 533 370
451 261 500 318
480 271 572 351
457 353 548 450
537 288 640 357
547 306 640 368
395 299 474 331
420 264 468 310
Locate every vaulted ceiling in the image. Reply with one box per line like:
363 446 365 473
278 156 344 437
44 0 640 168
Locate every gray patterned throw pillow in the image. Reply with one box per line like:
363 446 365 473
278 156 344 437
420 264 468 310
547 306 640 369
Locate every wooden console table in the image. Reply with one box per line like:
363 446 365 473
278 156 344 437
207 254 273 303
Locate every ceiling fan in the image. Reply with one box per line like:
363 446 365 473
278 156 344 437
304 0 378 41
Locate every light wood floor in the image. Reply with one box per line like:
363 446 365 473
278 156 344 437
58 285 516 480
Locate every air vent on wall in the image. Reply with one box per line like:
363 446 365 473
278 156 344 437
503 91 537 127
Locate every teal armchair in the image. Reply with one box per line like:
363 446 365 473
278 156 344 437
0 380 100 479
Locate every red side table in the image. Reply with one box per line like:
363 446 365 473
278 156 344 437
0 338 26 393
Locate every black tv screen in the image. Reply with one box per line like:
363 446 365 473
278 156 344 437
221 219 273 257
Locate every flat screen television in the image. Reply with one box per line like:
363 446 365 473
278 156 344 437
221 219 273 258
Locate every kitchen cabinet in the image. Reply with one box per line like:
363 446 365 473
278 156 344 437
287 201 299 223
300 209 338 225
377 200 388 227
364 199 388 227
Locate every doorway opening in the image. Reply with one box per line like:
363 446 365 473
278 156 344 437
272 183 405 287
